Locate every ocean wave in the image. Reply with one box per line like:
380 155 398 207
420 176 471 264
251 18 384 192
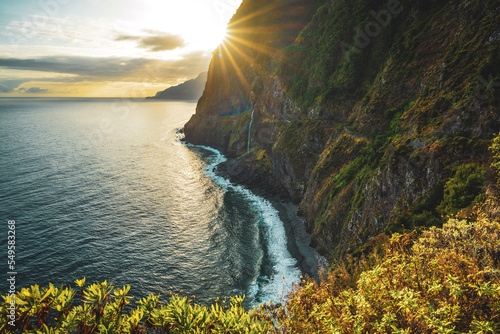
186 143 301 307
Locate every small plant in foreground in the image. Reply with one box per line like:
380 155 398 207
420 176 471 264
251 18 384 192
0 282 268 333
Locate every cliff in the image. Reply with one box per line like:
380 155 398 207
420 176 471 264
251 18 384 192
148 72 208 100
185 0 500 259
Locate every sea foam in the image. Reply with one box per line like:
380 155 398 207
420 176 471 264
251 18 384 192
187 144 301 307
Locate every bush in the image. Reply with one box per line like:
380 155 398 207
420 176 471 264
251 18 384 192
438 163 485 216
257 218 500 333
2 218 499 333
0 280 268 334
490 133 500 184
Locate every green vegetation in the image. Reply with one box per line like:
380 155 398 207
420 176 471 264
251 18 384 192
5 0 499 331
258 218 500 333
491 133 500 184
280 0 376 108
189 0 499 255
438 163 485 216
3 218 499 333
330 135 389 198
273 120 332 184
1 280 268 334
392 182 445 233
392 162 486 233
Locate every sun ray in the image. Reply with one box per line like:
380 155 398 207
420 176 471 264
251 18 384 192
204 0 318 114
220 42 251 94
224 33 276 58
228 2 280 27
220 38 267 81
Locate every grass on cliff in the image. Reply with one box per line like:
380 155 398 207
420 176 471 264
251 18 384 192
2 218 499 333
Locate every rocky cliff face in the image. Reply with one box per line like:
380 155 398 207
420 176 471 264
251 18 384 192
185 0 500 259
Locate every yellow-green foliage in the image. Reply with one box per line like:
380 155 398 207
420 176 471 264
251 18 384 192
257 218 500 333
0 280 268 334
491 133 500 184
2 219 499 333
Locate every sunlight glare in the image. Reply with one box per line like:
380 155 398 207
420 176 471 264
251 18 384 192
186 22 228 50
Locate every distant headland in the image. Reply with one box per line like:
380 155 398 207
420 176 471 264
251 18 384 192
146 72 207 101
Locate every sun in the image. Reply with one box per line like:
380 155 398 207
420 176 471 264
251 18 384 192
183 22 228 51
210 24 229 47
133 0 236 52
203 24 228 49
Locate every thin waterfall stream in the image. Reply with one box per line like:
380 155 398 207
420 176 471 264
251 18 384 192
247 105 254 152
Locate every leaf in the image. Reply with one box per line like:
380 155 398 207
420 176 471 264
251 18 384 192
74 278 86 288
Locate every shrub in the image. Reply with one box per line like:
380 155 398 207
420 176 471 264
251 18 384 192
0 280 268 334
257 218 500 333
438 163 486 216
2 218 499 333
490 133 500 184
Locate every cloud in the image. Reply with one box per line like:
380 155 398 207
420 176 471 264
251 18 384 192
0 51 212 86
2 16 117 51
139 35 185 52
0 57 145 78
115 35 141 42
115 33 185 52
23 87 49 93
0 79 25 92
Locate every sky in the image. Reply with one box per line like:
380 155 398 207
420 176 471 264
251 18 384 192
0 0 242 97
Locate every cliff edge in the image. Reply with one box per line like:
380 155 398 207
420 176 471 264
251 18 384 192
185 0 500 259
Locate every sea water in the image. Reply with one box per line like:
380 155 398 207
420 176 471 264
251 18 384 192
0 98 315 308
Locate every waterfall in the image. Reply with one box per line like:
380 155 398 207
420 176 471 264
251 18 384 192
247 106 254 152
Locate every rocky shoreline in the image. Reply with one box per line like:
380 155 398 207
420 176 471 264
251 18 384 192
215 156 327 281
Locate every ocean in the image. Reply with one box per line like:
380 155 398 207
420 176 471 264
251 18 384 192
0 98 321 308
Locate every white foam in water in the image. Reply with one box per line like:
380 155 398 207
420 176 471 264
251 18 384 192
186 144 301 307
